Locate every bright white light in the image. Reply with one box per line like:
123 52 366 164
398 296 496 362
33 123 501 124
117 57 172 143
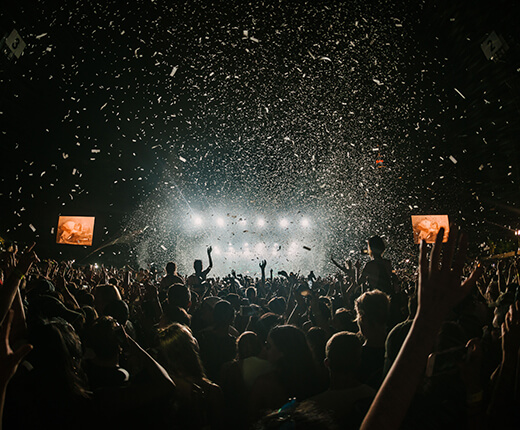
238 218 247 226
213 246 221 255
216 217 225 227
279 218 289 228
193 215 203 226
300 218 310 228
255 243 265 253
289 242 298 255
256 218 265 227
243 242 249 247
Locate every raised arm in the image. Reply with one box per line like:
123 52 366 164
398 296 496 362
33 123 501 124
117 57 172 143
0 244 39 327
207 246 213 270
330 256 348 274
360 227 482 430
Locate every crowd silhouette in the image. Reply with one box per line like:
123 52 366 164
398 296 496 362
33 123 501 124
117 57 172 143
0 228 519 429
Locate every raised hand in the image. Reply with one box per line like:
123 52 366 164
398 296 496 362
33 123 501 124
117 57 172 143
207 246 212 255
259 260 267 271
417 227 482 322
501 301 520 360
15 243 39 277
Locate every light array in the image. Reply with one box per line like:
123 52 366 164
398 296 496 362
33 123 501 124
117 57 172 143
189 214 312 229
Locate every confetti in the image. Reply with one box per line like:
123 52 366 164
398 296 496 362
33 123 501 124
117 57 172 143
454 88 465 99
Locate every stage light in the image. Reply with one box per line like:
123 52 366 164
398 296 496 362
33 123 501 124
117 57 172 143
216 217 225 227
300 218 310 227
193 215 203 226
279 218 289 228
255 243 265 253
289 242 298 255
256 218 265 227
213 246 221 255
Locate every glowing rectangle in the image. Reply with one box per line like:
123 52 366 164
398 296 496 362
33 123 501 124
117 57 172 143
411 215 449 244
56 216 95 246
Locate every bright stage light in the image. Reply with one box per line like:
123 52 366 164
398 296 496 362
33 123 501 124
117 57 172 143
279 218 289 228
289 242 298 255
300 218 310 227
256 218 265 227
193 215 203 226
213 246 221 255
216 217 225 227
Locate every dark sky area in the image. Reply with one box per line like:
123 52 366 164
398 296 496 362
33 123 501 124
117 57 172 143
0 0 519 273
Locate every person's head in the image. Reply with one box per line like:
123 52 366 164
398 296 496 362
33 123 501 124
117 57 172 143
355 289 390 339
194 259 203 273
165 262 177 275
268 297 286 315
237 331 262 360
246 286 257 302
93 284 122 315
324 331 362 375
267 325 312 365
266 325 318 399
213 300 235 328
252 312 283 344
309 298 332 326
225 293 241 311
103 299 129 326
332 308 358 333
85 316 123 363
368 235 385 257
168 283 191 310
28 318 89 398
158 323 205 379
306 327 328 365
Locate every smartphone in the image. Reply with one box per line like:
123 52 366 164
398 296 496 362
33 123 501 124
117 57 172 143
426 345 466 377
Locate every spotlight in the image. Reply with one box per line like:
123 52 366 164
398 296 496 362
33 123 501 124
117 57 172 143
256 218 265 227
279 218 289 228
300 218 310 228
216 217 225 227
193 215 203 226
213 246 221 255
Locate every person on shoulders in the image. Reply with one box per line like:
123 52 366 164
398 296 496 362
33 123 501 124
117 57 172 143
359 236 393 295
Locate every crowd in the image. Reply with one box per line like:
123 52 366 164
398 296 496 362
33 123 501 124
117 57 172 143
0 227 519 429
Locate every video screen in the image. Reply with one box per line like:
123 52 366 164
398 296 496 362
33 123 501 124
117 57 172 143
411 215 449 244
56 216 95 246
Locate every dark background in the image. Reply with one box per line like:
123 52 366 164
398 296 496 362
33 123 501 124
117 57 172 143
0 0 519 272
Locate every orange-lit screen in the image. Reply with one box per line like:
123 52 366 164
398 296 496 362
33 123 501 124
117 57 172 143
411 215 450 244
56 216 95 246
